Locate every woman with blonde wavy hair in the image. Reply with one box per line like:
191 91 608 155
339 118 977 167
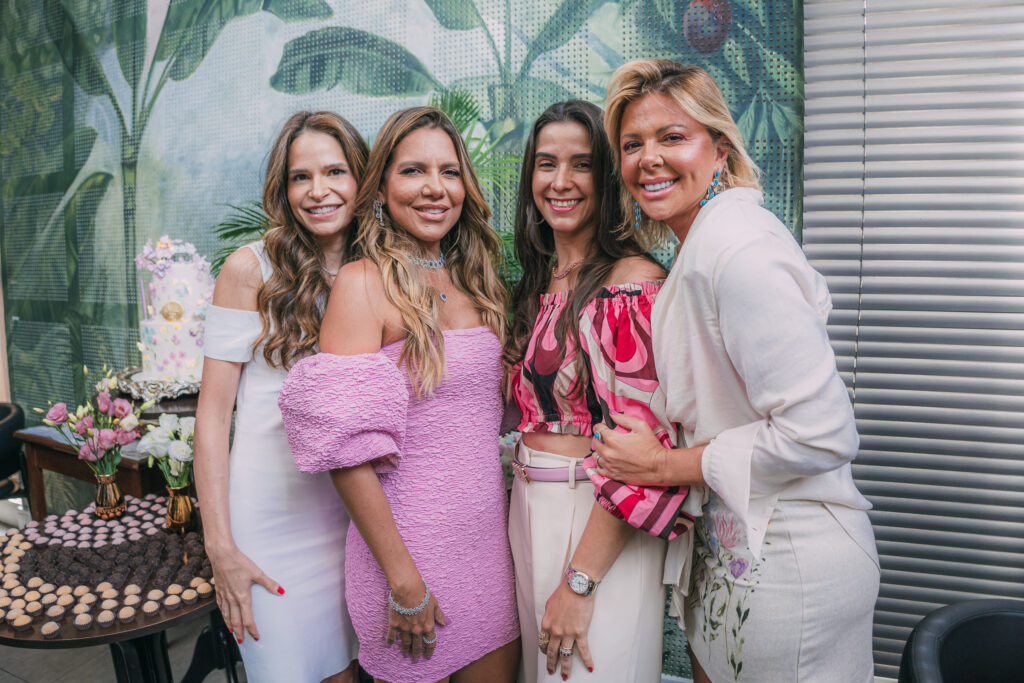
278 106 520 683
594 60 879 682
195 110 368 683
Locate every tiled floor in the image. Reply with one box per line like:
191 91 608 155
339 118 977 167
0 616 245 683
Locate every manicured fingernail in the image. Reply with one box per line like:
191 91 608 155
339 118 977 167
562 675 568 681
227 628 233 633
547 669 554 676
588 667 593 672
277 586 285 595
236 638 242 644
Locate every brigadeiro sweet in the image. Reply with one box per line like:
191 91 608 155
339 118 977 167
181 589 198 605
40 594 57 607
5 607 24 624
196 583 213 599
26 577 43 589
166 584 183 596
11 613 33 631
25 601 43 617
163 595 181 611
142 600 160 617
97 610 115 628
72 603 91 616
100 589 118 601
79 593 97 606
124 584 142 596
100 599 118 612
74 613 93 630
117 606 136 624
40 620 61 639
45 605 65 620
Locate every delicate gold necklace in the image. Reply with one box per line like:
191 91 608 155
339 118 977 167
551 259 583 280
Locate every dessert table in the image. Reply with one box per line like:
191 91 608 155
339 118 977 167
14 426 166 521
0 494 240 682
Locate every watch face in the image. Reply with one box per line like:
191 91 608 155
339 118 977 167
569 573 590 594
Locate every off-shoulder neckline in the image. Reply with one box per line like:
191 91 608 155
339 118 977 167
539 280 664 305
381 325 492 350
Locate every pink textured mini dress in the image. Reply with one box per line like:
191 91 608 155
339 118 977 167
279 326 519 682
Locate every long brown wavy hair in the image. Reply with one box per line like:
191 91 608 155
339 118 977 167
503 100 657 396
353 106 508 397
253 111 369 369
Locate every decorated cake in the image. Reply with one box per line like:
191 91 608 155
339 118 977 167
134 236 215 383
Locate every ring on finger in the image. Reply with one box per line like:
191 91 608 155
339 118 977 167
595 453 602 468
423 632 437 645
558 646 574 657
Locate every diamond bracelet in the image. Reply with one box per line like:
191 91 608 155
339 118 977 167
388 581 431 616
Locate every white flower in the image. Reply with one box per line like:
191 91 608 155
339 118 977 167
138 428 170 458
119 414 139 431
169 459 185 476
168 440 193 463
158 413 180 433
178 417 195 440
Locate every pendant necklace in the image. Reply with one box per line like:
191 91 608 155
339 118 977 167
411 253 447 301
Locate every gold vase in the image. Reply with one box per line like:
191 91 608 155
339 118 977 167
166 485 195 533
94 473 126 520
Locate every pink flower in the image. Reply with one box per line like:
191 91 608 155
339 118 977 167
714 515 742 549
78 442 96 462
111 398 132 418
97 429 118 451
45 403 68 425
115 429 137 446
95 392 111 414
75 415 93 436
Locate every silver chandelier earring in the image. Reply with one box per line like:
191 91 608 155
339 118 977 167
373 199 385 227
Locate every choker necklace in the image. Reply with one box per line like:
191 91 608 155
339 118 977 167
551 259 583 280
322 266 338 276
411 253 445 270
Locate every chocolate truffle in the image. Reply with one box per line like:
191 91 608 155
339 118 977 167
196 582 213 599
117 606 136 624
162 595 181 611
97 609 115 628
146 589 164 602
40 620 61 639
166 583 183 596
11 613 32 631
100 599 118 612
181 589 198 605
142 600 160 617
25 601 42 617
45 605 65 620
74 613 93 630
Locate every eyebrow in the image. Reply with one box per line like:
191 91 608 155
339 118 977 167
621 123 689 138
288 162 349 174
395 160 461 169
535 152 592 160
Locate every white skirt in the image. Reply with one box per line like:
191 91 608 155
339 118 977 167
229 431 358 683
682 496 879 682
508 442 667 683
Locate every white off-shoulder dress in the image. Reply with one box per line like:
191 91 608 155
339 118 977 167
203 241 357 682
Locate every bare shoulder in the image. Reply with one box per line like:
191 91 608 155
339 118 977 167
211 246 263 310
321 258 401 354
607 254 667 286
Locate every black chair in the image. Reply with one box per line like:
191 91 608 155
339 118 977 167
0 402 25 483
898 598 1024 682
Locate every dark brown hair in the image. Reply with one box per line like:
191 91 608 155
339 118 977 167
254 111 369 369
503 100 656 396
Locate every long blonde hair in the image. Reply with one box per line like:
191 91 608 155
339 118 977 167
353 106 508 396
253 111 369 369
604 60 761 241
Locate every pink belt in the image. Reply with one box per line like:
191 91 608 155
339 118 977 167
512 455 588 484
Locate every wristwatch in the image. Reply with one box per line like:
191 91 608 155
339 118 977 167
564 565 600 597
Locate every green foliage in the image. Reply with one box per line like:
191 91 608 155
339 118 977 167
423 0 482 30
520 0 611 77
261 0 333 22
270 26 438 97
209 201 272 273
113 0 146 91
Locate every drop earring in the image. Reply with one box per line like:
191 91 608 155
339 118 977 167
633 201 641 230
373 199 385 227
700 170 721 207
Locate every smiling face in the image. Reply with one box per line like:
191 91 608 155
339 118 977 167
619 92 727 239
285 130 358 245
379 126 466 256
531 120 596 240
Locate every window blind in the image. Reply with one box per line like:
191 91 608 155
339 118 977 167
803 0 1024 678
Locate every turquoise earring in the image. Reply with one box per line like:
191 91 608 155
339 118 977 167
634 201 641 230
700 170 721 206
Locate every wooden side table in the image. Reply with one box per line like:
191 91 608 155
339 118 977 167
14 426 166 521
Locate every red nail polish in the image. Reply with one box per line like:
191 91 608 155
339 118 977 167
588 667 593 673
236 638 242 644
277 586 285 595
562 675 568 681
228 628 233 633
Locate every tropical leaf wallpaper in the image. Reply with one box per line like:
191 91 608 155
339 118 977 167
0 1 801 671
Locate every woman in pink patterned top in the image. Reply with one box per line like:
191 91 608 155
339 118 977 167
504 100 695 682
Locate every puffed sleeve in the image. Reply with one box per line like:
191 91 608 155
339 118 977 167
578 283 694 540
278 352 409 474
203 304 260 362
703 232 859 531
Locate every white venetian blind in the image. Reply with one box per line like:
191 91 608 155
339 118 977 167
803 0 1024 678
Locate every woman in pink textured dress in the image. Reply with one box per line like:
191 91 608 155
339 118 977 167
278 106 519 683
505 100 696 682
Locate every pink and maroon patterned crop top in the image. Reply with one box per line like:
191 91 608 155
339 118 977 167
511 281 674 448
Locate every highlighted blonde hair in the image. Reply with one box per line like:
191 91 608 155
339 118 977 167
353 106 508 396
604 60 761 241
